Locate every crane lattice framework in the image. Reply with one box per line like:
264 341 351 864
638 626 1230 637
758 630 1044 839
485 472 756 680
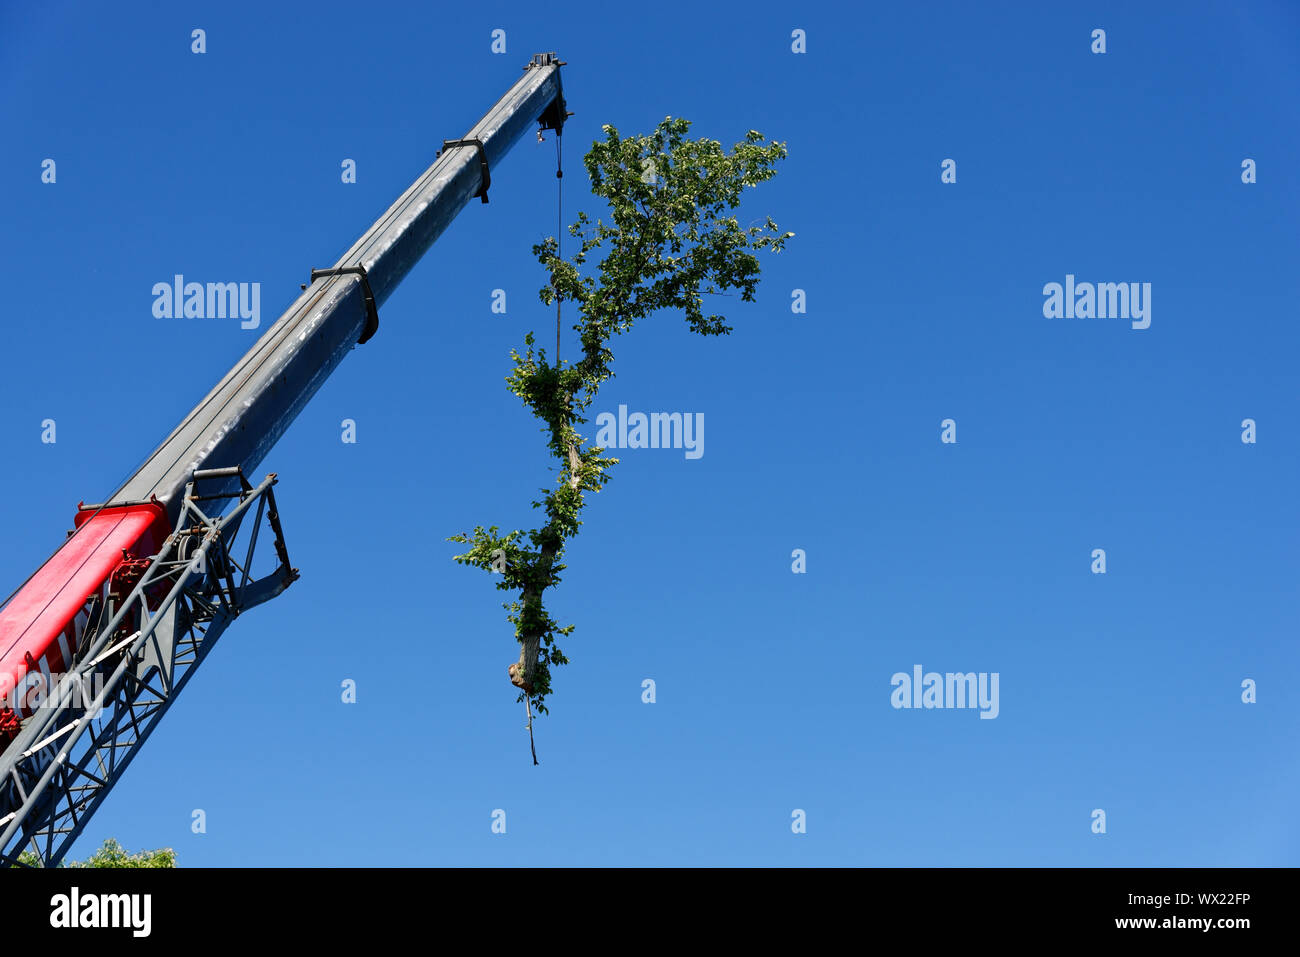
0 53 568 866
0 470 293 865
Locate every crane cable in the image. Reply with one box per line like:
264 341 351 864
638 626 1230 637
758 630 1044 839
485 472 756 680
555 128 563 361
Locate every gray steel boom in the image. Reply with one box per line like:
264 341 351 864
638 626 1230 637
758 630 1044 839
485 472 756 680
120 52 567 524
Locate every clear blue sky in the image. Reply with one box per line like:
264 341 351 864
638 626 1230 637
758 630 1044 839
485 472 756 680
1 1 1297 866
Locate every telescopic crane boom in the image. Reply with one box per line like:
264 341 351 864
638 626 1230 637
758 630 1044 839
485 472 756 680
0 53 567 866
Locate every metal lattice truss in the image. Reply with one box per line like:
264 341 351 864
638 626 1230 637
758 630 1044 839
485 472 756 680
0 469 296 866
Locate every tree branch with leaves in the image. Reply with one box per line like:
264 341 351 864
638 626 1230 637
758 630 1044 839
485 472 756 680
450 116 792 730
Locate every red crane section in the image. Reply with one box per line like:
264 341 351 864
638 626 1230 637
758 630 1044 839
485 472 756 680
0 504 171 744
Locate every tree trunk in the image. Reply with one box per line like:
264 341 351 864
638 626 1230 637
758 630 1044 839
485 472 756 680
508 439 580 693
509 539 560 693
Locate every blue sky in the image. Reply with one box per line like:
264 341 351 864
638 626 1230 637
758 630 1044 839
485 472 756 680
1 0 1297 865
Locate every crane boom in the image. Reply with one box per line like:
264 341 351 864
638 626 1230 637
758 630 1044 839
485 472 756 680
123 52 567 525
0 53 567 866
